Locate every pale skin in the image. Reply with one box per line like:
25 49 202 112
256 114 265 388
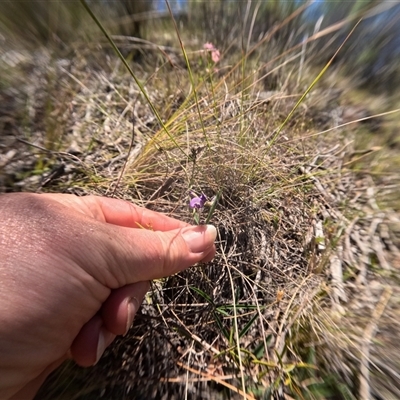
0 193 217 399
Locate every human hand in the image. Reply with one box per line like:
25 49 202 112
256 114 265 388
0 193 216 399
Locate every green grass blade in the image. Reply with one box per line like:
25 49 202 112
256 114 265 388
205 188 222 224
239 312 259 339
79 0 186 157
189 286 213 304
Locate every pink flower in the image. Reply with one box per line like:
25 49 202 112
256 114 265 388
203 42 215 51
203 42 220 64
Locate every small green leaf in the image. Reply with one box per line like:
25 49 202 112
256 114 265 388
239 313 259 339
213 311 230 340
253 341 265 359
283 364 296 373
193 211 200 225
189 286 213 303
215 307 231 317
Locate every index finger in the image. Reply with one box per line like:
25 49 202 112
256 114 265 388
83 196 189 231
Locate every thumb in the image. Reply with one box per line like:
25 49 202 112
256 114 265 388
95 224 217 287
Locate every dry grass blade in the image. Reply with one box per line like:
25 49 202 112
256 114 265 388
175 362 256 400
270 19 362 147
79 0 186 157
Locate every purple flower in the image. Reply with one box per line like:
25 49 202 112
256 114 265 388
189 193 207 209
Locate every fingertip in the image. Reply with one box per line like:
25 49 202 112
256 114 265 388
101 281 150 335
181 224 217 254
95 327 115 365
99 223 217 284
199 245 216 264
70 316 115 367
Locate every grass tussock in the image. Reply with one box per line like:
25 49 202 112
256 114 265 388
1 1 400 399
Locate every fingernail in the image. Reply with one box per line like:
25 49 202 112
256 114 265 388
95 328 114 365
181 225 217 253
125 297 139 336
96 329 107 364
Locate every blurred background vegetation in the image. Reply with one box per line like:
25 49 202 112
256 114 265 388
1 0 400 92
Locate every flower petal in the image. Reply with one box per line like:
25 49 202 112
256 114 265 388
190 197 202 208
189 193 207 209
